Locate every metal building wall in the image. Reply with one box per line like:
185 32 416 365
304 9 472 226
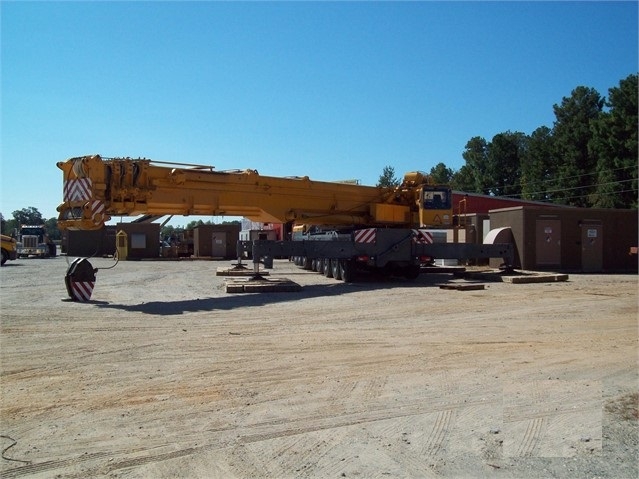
193 224 240 259
489 207 637 272
64 226 116 257
116 223 161 260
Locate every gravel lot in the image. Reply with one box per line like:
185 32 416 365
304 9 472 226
1 255 637 478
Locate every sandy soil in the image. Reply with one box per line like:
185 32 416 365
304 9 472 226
1 256 637 478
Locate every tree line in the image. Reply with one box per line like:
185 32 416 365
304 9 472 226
1 208 61 240
379 73 637 209
160 219 240 242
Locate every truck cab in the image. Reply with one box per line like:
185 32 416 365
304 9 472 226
16 225 56 258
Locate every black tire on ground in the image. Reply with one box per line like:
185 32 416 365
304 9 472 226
324 258 333 278
404 265 421 280
1 250 7 266
317 258 325 275
340 259 354 282
331 258 342 280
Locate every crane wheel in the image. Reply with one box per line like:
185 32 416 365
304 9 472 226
404 265 421 280
331 259 342 280
323 258 333 278
340 260 354 283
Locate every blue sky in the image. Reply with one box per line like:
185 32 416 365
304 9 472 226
1 1 637 226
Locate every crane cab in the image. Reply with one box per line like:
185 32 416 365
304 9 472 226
419 186 452 228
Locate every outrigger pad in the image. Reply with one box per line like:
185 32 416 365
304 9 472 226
225 277 301 293
65 258 97 302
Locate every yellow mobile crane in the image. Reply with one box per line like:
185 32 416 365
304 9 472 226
57 155 512 288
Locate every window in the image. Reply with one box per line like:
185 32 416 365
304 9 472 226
131 233 146 249
423 189 451 209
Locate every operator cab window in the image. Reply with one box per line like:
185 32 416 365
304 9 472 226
423 189 451 209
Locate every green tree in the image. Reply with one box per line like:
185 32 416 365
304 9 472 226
161 224 176 240
551 86 604 206
12 207 44 225
2 217 17 236
589 74 638 208
377 165 400 188
486 131 527 197
429 162 454 185
461 137 491 194
44 217 62 241
185 219 214 230
450 164 476 192
520 126 555 202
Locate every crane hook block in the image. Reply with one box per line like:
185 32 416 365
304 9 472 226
65 258 97 302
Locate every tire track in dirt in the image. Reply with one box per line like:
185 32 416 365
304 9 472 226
4 396 466 478
381 410 456 478
513 417 546 457
422 409 455 456
2 262 636 478
503 379 602 458
1 447 149 479
223 370 485 477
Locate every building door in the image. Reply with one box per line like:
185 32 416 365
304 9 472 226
535 218 561 267
212 232 227 258
581 222 603 272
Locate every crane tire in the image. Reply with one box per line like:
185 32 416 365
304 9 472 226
331 258 342 280
324 258 333 278
340 260 354 283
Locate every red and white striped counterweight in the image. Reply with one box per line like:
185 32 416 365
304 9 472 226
64 258 97 302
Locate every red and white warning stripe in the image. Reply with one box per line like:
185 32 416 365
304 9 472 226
63 178 93 202
71 281 94 302
412 229 434 244
354 228 376 244
91 200 106 225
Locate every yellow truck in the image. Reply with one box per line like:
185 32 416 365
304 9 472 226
1 234 17 266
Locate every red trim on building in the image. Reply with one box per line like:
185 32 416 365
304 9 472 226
452 192 566 215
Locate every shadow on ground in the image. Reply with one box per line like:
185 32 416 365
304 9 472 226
91 272 461 315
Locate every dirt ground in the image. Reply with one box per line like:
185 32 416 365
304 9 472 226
1 255 637 478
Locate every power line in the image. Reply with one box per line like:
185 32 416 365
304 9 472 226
539 188 638 204
463 163 634 190
501 178 636 199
